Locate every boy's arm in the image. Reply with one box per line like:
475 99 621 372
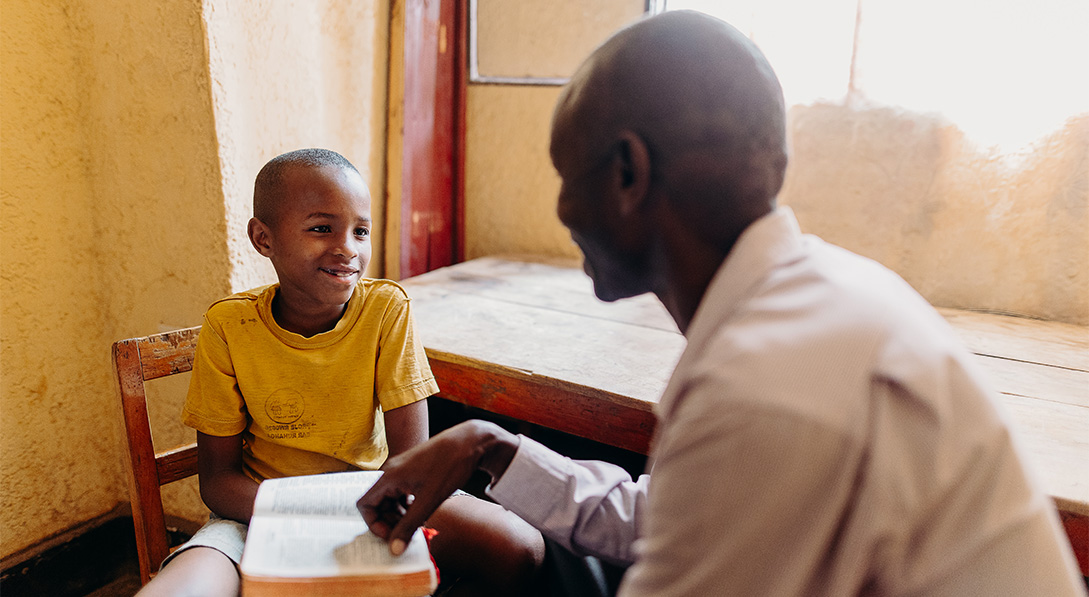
382 399 429 463
197 431 260 523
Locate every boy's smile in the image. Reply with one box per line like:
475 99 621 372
249 164 372 337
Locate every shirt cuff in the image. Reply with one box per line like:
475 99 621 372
485 435 568 527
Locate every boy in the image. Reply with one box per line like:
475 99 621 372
139 149 544 596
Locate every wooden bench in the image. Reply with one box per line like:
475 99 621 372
401 256 1088 574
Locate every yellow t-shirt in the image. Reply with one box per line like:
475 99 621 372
182 279 439 481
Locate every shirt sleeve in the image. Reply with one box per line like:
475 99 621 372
618 393 859 596
487 436 649 566
374 293 439 411
181 315 250 436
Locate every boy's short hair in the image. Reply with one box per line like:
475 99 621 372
253 148 361 225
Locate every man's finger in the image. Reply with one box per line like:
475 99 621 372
362 503 408 536
358 480 411 536
357 495 378 525
366 518 392 540
385 494 443 556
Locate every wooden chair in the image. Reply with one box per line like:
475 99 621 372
113 327 201 585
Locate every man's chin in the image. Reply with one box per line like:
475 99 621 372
592 286 619 302
581 260 614 302
591 278 647 303
582 258 649 302
580 257 594 279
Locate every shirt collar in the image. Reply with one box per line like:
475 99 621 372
683 207 806 352
655 207 806 418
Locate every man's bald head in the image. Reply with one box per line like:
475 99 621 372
254 148 361 225
551 10 788 246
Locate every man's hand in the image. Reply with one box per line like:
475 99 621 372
357 420 519 555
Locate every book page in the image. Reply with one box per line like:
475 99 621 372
241 516 432 578
253 471 382 518
242 471 432 579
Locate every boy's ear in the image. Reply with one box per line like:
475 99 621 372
248 217 275 257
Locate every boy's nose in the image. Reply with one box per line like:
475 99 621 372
333 234 359 258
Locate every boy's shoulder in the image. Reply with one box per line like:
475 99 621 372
204 284 276 321
360 278 412 303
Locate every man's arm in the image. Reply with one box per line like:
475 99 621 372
486 435 648 565
196 431 260 523
359 419 648 564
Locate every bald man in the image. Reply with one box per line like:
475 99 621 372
359 11 1085 596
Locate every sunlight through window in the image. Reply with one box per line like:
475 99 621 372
666 0 1089 155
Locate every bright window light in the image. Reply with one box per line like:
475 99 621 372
666 0 1089 155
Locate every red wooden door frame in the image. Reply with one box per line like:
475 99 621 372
400 0 467 278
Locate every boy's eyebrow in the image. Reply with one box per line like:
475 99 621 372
303 212 372 223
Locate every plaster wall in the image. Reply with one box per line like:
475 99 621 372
203 0 391 293
465 85 572 260
464 7 1088 324
780 106 1088 324
1 0 391 558
474 0 645 79
1 0 227 557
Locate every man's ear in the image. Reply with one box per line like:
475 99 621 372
612 131 651 217
248 217 275 257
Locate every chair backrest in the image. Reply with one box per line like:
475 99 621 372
113 327 201 585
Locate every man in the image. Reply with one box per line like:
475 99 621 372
359 10 1084 596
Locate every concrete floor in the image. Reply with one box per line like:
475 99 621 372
84 574 142 597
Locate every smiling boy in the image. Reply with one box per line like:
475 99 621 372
138 149 544 596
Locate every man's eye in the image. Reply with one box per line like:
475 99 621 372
310 225 331 233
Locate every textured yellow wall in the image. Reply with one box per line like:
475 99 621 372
1 0 389 558
1 0 228 558
2 1 117 556
203 0 390 292
465 85 574 260
464 7 1088 325
474 0 646 79
780 106 1088 324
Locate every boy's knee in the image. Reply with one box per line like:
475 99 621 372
428 497 545 593
136 547 240 597
477 508 547 590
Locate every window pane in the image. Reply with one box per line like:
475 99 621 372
668 0 1089 153
854 0 1089 152
666 0 858 105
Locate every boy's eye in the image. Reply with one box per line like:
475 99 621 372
355 228 371 238
309 225 331 233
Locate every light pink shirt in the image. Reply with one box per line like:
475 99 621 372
489 208 1084 595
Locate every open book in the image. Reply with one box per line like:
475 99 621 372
240 471 438 597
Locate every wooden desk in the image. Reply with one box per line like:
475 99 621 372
402 257 1088 567
403 257 678 456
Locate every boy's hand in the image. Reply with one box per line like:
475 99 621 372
357 420 519 555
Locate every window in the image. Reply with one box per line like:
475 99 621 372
665 0 1089 156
